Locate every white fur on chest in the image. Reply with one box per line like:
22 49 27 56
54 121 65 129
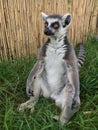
45 41 67 93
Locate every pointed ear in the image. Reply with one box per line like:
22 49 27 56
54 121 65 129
62 13 72 27
41 12 48 21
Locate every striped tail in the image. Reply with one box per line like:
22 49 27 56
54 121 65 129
77 43 85 68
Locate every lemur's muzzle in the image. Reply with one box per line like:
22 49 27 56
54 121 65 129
44 28 54 36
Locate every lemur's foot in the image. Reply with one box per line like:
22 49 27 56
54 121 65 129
60 116 68 126
53 115 59 121
18 97 36 112
18 101 34 111
53 115 68 125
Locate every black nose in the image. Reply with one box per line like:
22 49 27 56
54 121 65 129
44 28 54 35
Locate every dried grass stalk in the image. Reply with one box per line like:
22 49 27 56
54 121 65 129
0 0 97 59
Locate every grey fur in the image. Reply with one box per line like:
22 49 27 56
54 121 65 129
19 13 85 125
38 38 50 59
47 14 62 20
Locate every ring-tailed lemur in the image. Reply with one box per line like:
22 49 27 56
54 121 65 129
19 12 85 125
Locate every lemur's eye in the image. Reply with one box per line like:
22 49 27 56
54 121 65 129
52 22 59 29
44 22 48 28
53 23 59 29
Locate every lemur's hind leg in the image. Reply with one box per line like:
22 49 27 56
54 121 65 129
18 79 41 113
59 61 80 125
60 84 80 125
18 61 44 112
18 79 42 112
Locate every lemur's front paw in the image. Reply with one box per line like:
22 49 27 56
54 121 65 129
18 100 35 112
52 115 68 125
18 102 35 112
60 117 68 126
18 102 29 111
53 115 59 121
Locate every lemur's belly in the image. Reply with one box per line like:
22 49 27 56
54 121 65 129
45 45 66 93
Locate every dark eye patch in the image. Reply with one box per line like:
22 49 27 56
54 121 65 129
51 22 59 29
44 21 48 28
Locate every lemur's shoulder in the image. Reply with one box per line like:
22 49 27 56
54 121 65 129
38 38 50 60
63 37 78 68
63 37 74 60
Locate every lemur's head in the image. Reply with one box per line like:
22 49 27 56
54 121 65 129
41 12 72 38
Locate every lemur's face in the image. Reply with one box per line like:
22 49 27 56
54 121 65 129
41 13 71 37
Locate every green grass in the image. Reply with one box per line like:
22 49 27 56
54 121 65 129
0 36 98 130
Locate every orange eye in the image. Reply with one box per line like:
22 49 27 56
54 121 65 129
53 23 59 29
51 22 59 29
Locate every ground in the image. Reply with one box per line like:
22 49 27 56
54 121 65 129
0 36 98 130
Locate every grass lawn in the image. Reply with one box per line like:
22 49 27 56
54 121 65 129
0 36 98 130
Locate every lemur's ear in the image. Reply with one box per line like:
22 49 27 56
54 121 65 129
62 13 72 27
41 12 48 21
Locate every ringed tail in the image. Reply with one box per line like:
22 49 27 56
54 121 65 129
77 43 85 68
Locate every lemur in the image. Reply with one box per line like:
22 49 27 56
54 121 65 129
19 12 85 125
